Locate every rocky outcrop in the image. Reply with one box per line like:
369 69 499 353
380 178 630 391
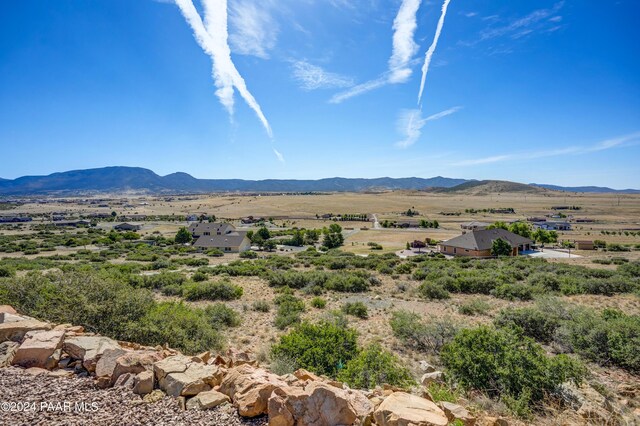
373 392 448 426
63 335 121 372
0 341 19 367
154 355 224 397
219 364 289 417
11 329 65 369
439 401 475 426
0 318 52 342
269 381 374 426
186 390 230 410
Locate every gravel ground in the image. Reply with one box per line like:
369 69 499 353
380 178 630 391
0 367 268 426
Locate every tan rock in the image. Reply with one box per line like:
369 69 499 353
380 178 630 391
133 370 154 395
63 336 121 373
0 313 27 323
373 392 448 426
95 348 128 379
178 396 186 411
196 351 211 364
268 380 374 426
155 355 223 397
114 372 135 389
226 348 257 367
0 341 19 367
0 319 52 342
48 369 74 378
419 361 436 373
25 367 49 376
111 351 161 386
0 305 17 315
12 329 64 369
293 368 321 382
439 401 475 426
219 364 289 417
186 390 230 410
143 389 166 404
420 371 444 386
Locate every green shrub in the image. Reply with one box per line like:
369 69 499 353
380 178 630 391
310 297 327 309
495 307 561 343
564 308 640 372
337 342 415 389
182 280 243 301
458 298 491 316
492 283 535 301
271 320 358 377
274 293 305 330
125 301 222 354
252 300 271 312
418 281 450 300
0 266 15 278
441 326 585 410
341 302 368 319
204 303 241 327
425 382 462 403
240 250 258 259
390 310 458 354
191 271 207 282
206 249 224 257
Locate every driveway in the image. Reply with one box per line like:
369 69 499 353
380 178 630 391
525 249 582 259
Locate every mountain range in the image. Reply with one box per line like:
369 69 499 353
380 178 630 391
0 167 637 195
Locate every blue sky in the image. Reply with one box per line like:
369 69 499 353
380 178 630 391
1 0 639 188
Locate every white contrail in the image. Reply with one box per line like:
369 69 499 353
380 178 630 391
331 0 422 103
272 148 285 163
417 0 451 105
396 106 461 148
175 0 272 138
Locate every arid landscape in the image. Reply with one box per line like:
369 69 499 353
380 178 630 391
1 186 639 425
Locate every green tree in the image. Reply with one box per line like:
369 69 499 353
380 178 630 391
304 229 320 244
323 224 344 249
175 227 193 244
257 226 271 241
491 238 512 257
488 221 509 230
508 222 532 238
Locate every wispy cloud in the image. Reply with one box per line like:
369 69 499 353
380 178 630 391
418 0 452 105
291 61 354 90
396 106 462 148
449 131 640 167
228 0 278 59
272 147 285 163
175 0 272 137
330 0 422 103
478 2 564 42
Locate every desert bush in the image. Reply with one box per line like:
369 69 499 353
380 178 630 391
252 300 270 312
204 303 241 328
269 353 298 376
125 301 222 354
239 250 258 259
337 342 414 389
563 308 640 372
425 382 463 403
458 298 491 316
418 281 450 300
341 302 368 319
495 307 561 344
390 310 459 354
310 297 327 309
191 271 207 282
182 280 243 301
492 283 535 301
441 326 585 412
271 320 358 377
0 265 15 278
274 293 305 330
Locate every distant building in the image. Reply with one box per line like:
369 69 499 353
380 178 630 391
574 218 595 223
0 216 32 223
533 222 571 231
190 222 250 253
460 221 492 232
241 216 265 224
113 223 142 231
574 240 595 250
526 217 546 222
439 229 533 257
54 220 91 228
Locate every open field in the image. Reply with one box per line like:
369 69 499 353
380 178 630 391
2 190 639 424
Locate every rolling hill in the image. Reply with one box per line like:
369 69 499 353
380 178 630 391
430 180 548 195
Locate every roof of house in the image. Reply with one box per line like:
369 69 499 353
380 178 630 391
193 231 249 248
441 229 532 251
188 222 235 235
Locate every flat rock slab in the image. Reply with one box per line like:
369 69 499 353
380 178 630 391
12 329 65 370
0 341 19 367
63 336 121 372
186 390 230 410
0 319 52 342
373 392 448 426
